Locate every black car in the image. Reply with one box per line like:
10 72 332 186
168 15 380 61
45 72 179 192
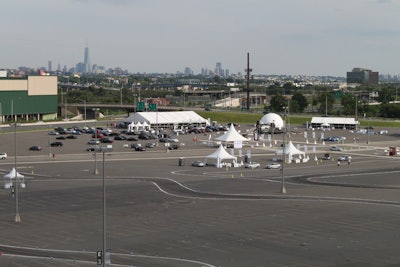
29 146 42 151
114 135 127 141
100 138 113 143
66 135 77 139
168 144 180 150
56 136 66 140
50 141 63 147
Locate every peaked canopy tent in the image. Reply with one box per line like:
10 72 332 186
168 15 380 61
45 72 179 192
205 144 237 168
215 124 250 146
275 141 306 163
4 168 25 189
122 111 208 129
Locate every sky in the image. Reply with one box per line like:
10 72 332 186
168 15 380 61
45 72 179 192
1 0 400 77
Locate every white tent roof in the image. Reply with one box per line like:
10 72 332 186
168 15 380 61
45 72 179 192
311 117 359 126
123 111 208 125
260 113 284 130
215 124 250 142
4 168 24 179
206 145 236 160
276 141 305 156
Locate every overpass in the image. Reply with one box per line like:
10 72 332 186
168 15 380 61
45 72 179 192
60 103 186 119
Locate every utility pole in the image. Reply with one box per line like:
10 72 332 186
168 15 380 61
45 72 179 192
245 52 252 111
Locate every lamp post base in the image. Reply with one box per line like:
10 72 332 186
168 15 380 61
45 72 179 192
15 213 21 223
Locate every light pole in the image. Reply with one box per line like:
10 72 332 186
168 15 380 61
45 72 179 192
98 147 111 266
13 122 22 222
93 108 100 175
367 118 370 145
83 100 87 127
281 114 287 194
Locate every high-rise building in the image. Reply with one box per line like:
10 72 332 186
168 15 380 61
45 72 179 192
347 68 379 84
48 61 52 72
84 46 90 73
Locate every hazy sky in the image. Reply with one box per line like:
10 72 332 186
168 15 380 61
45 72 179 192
2 0 399 76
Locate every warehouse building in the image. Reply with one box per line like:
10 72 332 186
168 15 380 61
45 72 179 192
0 75 58 122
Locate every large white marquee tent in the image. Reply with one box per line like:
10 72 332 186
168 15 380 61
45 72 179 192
123 111 208 129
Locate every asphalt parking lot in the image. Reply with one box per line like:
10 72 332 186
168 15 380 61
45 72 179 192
1 121 400 266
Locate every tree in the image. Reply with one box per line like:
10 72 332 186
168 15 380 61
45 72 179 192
340 93 356 116
377 86 395 104
269 94 287 112
291 92 308 113
316 91 335 115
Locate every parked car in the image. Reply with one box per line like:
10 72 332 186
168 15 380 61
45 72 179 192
29 146 42 151
131 143 146 151
56 136 66 140
330 146 342 151
244 162 261 169
87 139 100 145
127 136 138 141
66 135 77 139
50 142 63 147
266 162 281 169
0 152 7 159
114 135 127 141
192 161 205 167
48 131 59 135
100 138 113 143
145 142 155 148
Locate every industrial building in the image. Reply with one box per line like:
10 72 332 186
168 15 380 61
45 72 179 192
0 75 58 123
346 68 379 85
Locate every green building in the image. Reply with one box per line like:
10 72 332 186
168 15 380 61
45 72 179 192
0 75 58 122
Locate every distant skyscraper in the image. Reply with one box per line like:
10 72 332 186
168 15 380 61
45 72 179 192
48 60 52 72
84 46 90 73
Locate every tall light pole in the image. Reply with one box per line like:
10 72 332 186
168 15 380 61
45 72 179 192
98 147 111 266
93 108 100 175
281 112 287 194
11 100 21 222
83 100 87 127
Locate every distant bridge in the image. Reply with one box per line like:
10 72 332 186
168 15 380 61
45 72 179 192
59 103 188 118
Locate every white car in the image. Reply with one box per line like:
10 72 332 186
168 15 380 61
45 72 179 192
244 162 261 169
192 161 205 167
266 162 281 169
0 152 7 160
330 146 343 151
338 155 352 161
87 139 100 145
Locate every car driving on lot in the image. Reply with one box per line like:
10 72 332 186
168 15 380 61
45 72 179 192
266 162 281 169
0 152 7 159
50 141 63 147
29 146 42 151
338 155 352 161
192 161 205 167
244 162 261 169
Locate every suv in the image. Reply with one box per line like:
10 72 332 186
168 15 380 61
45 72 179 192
0 152 7 159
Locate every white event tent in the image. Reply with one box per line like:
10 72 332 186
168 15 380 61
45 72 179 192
215 124 250 145
123 111 208 130
205 144 237 168
4 168 25 189
275 141 306 163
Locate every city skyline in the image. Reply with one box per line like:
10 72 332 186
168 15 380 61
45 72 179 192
2 0 400 77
